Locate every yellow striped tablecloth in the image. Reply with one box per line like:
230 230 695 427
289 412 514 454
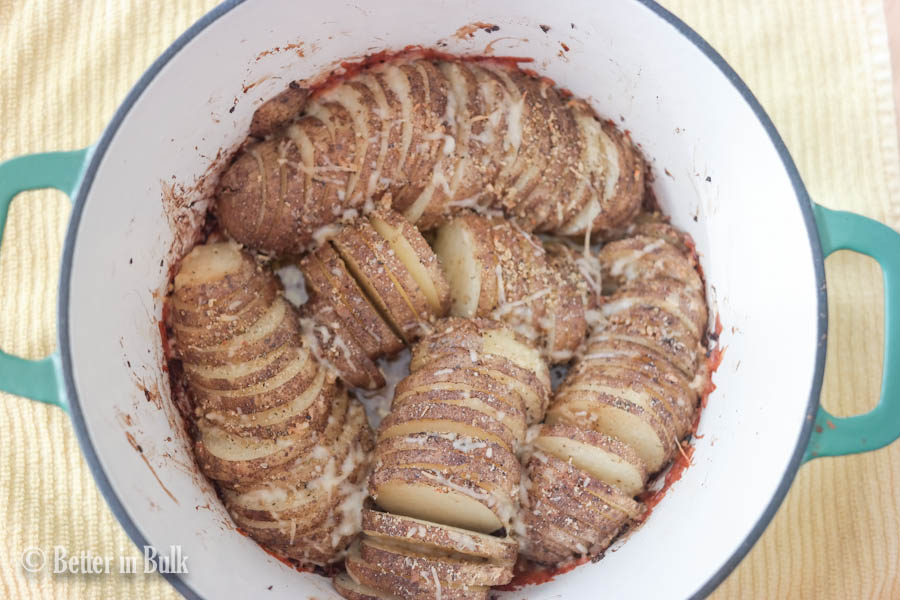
1 1 898 598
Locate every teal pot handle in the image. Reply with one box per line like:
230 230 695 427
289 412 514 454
0 148 92 412
804 203 900 461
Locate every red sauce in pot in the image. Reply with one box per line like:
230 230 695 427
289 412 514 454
496 556 591 591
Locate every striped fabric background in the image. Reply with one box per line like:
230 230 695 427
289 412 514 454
0 1 897 598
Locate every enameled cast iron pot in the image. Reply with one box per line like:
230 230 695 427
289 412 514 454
2 1 899 598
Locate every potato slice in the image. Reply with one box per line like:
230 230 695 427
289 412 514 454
511 79 585 233
171 288 276 347
183 344 295 392
299 244 402 359
361 509 518 564
369 467 511 534
194 420 310 485
225 484 336 528
256 395 370 490
629 217 691 254
198 390 350 489
562 369 686 442
569 360 694 437
377 401 518 451
173 241 247 297
433 215 498 317
301 297 385 390
548 392 673 473
172 243 283 347
601 276 706 344
177 297 297 367
354 218 437 334
411 318 550 408
597 302 702 377
376 448 517 497
189 343 318 413
334 572 399 600
534 423 647 497
598 234 702 293
527 498 616 551
375 433 520 485
171 271 279 330
415 352 548 425
557 107 644 236
580 337 698 424
391 386 526 443
529 452 643 519
346 542 490 600
527 473 629 538
333 227 421 343
396 363 527 415
520 510 592 561
359 536 513 587
206 372 335 440
518 453 637 566
369 209 450 315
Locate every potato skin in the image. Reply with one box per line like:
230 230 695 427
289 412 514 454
249 81 309 139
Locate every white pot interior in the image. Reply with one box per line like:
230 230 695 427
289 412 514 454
63 0 821 598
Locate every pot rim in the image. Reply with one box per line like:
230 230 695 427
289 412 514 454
57 1 828 598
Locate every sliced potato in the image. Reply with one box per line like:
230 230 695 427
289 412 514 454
201 367 335 439
334 572 399 600
375 432 520 485
391 386 526 443
189 342 318 413
534 423 648 497
369 466 511 534
361 508 518 564
310 244 403 359
598 234 702 294
353 218 437 333
333 227 420 343
417 352 548 426
359 536 513 587
376 448 517 498
346 542 490 600
301 297 385 390
194 419 309 485
183 344 296 393
173 241 248 299
177 297 298 367
369 209 450 315
557 106 644 237
529 452 643 519
432 214 498 317
548 391 673 473
562 369 685 442
568 361 693 438
411 317 550 410
580 336 698 424
597 303 702 377
395 365 527 416
377 401 518 452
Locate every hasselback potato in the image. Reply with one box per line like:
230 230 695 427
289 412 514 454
170 241 373 565
216 57 645 256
